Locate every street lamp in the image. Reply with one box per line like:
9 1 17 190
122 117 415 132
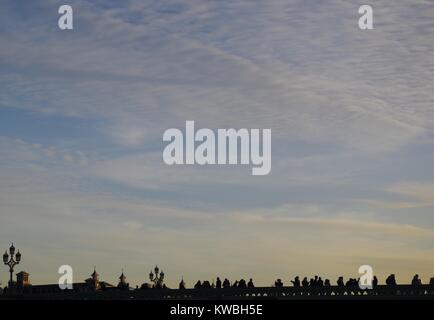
3 243 20 287
149 265 164 287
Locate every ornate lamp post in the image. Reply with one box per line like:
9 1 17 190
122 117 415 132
3 243 21 287
149 265 164 287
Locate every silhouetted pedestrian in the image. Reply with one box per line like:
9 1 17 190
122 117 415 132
302 277 309 287
337 276 344 287
372 276 378 287
179 278 186 290
291 276 301 287
194 280 202 289
238 279 247 288
275 279 283 287
412 274 422 286
309 278 314 286
386 274 397 286
223 278 230 288
216 277 222 289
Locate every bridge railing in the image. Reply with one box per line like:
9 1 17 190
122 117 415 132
2 284 434 300
155 285 434 299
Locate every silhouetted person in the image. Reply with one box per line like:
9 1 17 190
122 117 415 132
349 278 358 287
223 278 230 288
386 274 397 286
179 279 186 290
412 274 422 286
324 279 331 287
216 277 222 289
372 276 378 287
232 280 239 288
247 278 254 288
275 279 283 287
202 280 211 288
302 277 309 287
194 280 202 289
291 276 301 287
309 278 314 286
318 277 324 287
337 276 344 287
238 279 247 288
430 277 434 286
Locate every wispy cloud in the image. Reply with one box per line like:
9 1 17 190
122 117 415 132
355 182 434 209
2 0 434 152
1 0 434 285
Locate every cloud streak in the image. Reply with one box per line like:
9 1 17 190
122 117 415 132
1 0 434 285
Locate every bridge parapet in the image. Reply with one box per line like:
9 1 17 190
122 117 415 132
2 284 434 300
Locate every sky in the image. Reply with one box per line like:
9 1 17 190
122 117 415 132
1 0 434 288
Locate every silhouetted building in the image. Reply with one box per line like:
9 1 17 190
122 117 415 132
140 283 152 290
117 271 129 290
12 268 115 294
17 271 30 287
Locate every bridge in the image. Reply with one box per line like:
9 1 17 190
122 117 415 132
2 285 434 300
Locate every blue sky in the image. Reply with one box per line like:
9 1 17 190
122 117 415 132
1 0 434 287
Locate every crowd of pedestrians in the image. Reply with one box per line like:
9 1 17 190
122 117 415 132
167 274 434 290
